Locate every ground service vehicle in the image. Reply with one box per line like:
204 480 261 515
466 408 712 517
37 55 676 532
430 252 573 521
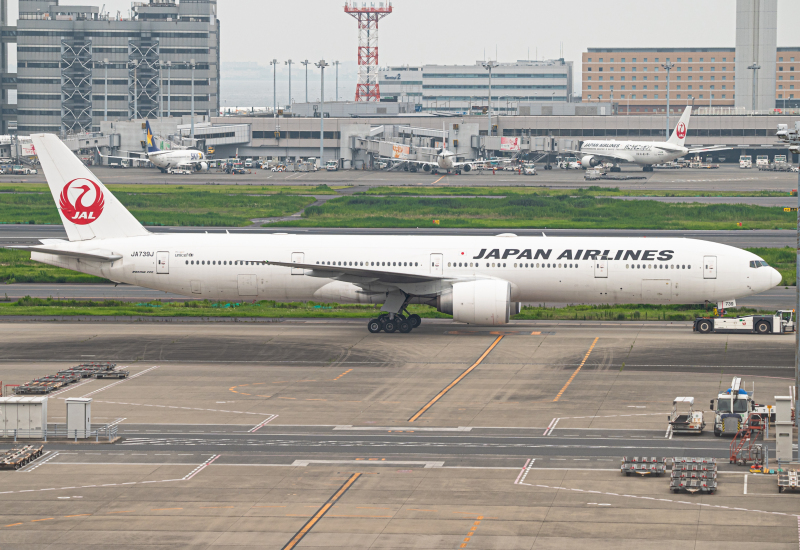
167 168 191 175
557 156 580 169
326 160 339 171
739 155 752 168
756 155 770 167
523 163 537 175
710 377 754 436
694 310 795 334
669 397 705 434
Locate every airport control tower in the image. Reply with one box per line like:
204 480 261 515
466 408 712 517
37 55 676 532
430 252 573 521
344 1 393 102
735 0 778 111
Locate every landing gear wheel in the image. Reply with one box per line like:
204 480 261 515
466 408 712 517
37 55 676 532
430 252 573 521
398 320 413 333
755 321 770 334
367 319 383 333
697 320 712 334
383 319 398 333
714 430 721 437
408 314 422 328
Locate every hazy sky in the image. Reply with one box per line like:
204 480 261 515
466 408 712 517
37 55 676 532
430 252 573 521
43 0 800 67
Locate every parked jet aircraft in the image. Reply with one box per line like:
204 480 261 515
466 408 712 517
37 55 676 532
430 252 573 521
100 121 208 173
14 133 780 333
573 106 729 171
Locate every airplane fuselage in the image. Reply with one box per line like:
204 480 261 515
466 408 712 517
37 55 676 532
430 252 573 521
581 140 688 166
31 234 778 306
148 149 206 170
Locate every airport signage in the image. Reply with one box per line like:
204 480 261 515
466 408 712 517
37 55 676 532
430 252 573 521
391 144 410 159
500 137 520 151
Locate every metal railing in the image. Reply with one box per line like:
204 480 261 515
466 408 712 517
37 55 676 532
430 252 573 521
1 424 118 442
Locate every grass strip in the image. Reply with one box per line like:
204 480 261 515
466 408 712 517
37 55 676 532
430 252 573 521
0 189 315 226
270 194 795 230
0 183 339 195
359 186 793 198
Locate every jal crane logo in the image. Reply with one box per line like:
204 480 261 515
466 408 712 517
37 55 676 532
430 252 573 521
58 178 105 225
676 122 687 140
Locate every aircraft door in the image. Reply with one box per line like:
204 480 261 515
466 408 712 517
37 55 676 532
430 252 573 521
291 252 304 275
156 251 169 274
703 256 717 279
594 259 608 278
430 253 443 276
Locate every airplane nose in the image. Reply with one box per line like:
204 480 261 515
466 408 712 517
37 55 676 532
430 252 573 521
770 267 782 287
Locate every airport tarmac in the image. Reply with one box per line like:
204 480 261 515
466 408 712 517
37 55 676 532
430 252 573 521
1 321 799 548
3 164 798 192
0 283 793 311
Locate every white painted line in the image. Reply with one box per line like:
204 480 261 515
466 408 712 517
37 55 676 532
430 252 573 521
334 425 473 432
744 474 748 495
20 451 59 473
80 366 160 397
291 460 445 468
182 454 220 480
514 458 532 485
247 415 279 433
543 417 559 436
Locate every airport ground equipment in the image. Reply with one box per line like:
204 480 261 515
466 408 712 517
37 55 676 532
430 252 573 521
0 397 48 438
693 310 795 334
669 397 705 434
620 457 666 477
775 395 794 463
778 470 800 493
710 377 756 436
14 362 118 395
729 413 766 466
670 457 718 494
0 445 44 470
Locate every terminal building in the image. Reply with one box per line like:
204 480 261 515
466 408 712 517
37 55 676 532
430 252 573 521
378 59 573 114
12 0 220 135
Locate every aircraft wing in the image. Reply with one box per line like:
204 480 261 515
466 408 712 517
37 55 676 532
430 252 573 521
267 260 445 285
687 145 732 154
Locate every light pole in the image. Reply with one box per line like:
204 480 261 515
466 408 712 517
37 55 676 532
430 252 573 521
481 60 497 137
301 60 310 103
315 60 329 167
747 63 761 112
285 59 292 110
333 60 340 102
158 60 163 118
661 60 674 138
269 59 278 115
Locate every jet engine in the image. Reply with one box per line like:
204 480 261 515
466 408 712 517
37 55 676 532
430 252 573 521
194 161 209 172
581 155 602 169
422 164 432 172
436 279 511 325
462 164 472 172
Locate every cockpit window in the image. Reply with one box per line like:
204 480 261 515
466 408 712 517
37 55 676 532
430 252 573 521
749 260 770 268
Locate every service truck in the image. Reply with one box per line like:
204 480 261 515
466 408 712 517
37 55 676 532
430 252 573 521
739 155 752 168
693 310 795 334
710 377 754 436
756 154 770 167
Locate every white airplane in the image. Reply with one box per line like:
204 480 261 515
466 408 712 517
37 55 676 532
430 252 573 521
574 106 728 172
13 133 780 333
101 121 208 173
391 125 481 175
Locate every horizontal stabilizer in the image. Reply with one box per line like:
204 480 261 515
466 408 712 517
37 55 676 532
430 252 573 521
7 245 122 262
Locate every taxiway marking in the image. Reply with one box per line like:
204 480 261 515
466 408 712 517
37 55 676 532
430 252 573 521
408 335 504 422
553 337 599 402
281 472 361 550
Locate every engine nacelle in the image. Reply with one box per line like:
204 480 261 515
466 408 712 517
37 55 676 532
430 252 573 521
194 161 209 172
462 164 472 172
422 164 432 172
581 155 602 169
436 280 511 325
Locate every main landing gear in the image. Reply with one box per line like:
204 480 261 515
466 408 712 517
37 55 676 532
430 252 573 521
367 313 422 334
642 165 654 172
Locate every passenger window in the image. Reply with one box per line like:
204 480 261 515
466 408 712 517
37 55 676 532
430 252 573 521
448 262 452 267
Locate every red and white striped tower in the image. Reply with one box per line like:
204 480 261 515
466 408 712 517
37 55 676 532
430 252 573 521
344 2 393 102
